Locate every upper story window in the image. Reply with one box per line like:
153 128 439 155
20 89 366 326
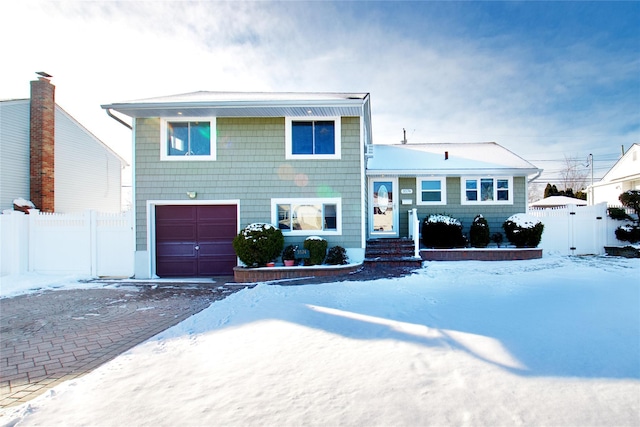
160 118 216 161
417 178 446 205
462 177 512 204
285 117 341 160
272 198 342 236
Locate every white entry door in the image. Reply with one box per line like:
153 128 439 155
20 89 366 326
369 178 399 237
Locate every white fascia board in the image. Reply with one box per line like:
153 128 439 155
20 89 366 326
366 168 542 177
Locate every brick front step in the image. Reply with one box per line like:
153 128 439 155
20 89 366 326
364 258 423 268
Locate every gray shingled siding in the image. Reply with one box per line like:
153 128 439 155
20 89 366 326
134 117 362 251
398 176 528 240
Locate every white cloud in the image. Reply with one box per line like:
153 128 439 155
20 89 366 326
2 1 637 184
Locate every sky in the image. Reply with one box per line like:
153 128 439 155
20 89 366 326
2 1 639 190
1 255 639 425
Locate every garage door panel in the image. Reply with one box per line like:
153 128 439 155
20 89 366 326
197 205 236 220
156 242 197 257
156 260 199 277
156 224 197 242
156 205 197 221
198 257 237 276
197 223 237 240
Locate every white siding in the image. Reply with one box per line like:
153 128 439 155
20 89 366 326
55 107 123 213
0 100 31 211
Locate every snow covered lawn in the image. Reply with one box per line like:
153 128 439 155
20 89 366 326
2 256 639 426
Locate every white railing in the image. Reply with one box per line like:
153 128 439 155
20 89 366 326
408 208 420 258
0 209 133 277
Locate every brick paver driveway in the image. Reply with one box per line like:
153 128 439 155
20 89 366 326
0 281 244 408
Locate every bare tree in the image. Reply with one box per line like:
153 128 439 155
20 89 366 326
528 181 543 204
559 155 589 192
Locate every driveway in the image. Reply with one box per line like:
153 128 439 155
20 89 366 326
0 280 244 408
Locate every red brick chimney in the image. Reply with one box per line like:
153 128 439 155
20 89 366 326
30 75 55 212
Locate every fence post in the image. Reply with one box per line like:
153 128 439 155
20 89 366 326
27 209 40 272
87 210 97 277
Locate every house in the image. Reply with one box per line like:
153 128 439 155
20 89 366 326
0 75 126 213
366 142 542 238
102 92 372 278
529 195 587 209
589 143 640 207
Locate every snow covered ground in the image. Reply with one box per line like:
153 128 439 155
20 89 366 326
1 255 639 426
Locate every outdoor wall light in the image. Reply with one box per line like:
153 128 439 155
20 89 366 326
187 191 197 199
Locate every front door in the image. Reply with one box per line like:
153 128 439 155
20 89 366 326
369 178 399 237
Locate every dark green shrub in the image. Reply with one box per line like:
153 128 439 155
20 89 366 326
608 207 632 221
326 246 349 265
421 214 466 248
615 224 640 243
470 215 490 248
232 223 284 267
304 237 328 265
619 190 640 220
281 244 298 263
491 232 504 248
502 214 544 248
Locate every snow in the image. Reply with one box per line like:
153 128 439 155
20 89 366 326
1 255 639 426
305 235 326 241
11 198 35 208
506 213 542 229
426 214 461 226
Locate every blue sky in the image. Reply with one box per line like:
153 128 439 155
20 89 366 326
2 1 638 191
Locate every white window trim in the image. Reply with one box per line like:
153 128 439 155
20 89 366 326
285 116 341 160
271 197 342 236
416 177 447 205
160 117 217 161
461 176 513 205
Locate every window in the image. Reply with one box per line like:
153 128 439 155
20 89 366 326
462 177 512 204
285 117 341 159
417 178 446 205
272 198 342 235
161 118 216 161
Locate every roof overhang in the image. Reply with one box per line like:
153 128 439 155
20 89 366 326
366 168 541 177
101 92 370 119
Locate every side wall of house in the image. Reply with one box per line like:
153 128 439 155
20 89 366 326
134 116 363 251
398 176 528 238
55 109 122 213
0 101 30 211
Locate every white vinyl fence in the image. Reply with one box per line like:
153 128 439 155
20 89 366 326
0 209 133 277
528 202 631 256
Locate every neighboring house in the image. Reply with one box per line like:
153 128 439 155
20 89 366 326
102 92 372 278
0 76 126 213
589 143 640 207
366 143 542 238
529 195 587 209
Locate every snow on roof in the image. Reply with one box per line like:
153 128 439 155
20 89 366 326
529 196 588 207
366 143 540 175
120 91 370 105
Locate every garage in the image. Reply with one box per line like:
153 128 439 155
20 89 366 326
155 205 238 277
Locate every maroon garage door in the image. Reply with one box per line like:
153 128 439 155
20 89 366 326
155 205 237 277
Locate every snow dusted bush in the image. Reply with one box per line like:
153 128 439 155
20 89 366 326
614 190 640 244
502 214 544 248
303 236 328 265
615 224 640 244
325 246 349 265
469 214 490 248
421 214 466 249
232 223 284 267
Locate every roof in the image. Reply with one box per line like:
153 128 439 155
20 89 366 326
596 143 640 185
529 196 588 207
366 142 541 176
101 91 370 119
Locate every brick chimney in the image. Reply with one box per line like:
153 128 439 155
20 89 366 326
30 75 55 212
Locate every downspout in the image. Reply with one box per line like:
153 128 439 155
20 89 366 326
105 109 132 129
528 169 542 184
